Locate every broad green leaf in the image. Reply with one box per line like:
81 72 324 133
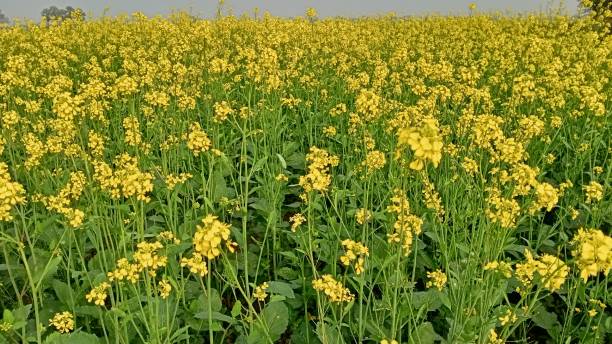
248 301 288 343
231 300 242 318
53 280 75 307
44 332 100 344
316 322 342 344
409 322 441 344
267 281 295 299
2 309 14 323
32 256 62 288
276 153 287 169
195 311 236 324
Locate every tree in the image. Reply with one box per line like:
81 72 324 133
580 0 611 31
0 9 9 24
580 0 612 15
41 5 80 23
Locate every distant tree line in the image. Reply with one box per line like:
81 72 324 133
581 0 612 31
41 6 82 23
0 9 9 24
581 0 612 17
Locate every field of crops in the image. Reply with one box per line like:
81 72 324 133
0 6 611 344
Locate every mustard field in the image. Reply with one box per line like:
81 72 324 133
0 7 611 344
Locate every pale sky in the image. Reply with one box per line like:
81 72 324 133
1 0 579 20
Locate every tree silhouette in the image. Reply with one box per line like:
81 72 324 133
581 0 611 31
581 0 612 15
41 5 80 23
0 9 9 24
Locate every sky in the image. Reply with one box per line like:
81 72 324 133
1 0 579 20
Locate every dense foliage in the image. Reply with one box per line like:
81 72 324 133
0 7 611 344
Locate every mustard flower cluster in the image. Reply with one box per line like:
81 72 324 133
529 182 559 215
426 269 448 291
158 279 172 299
0 162 26 221
34 171 86 227
49 312 74 333
483 261 513 278
123 115 142 147
340 239 369 275
386 189 423 255
514 250 569 293
289 213 306 232
92 154 154 202
253 282 269 301
213 101 234 123
485 187 521 229
185 122 212 156
298 146 339 198
397 118 444 171
583 181 603 204
360 150 387 175
422 176 445 217
312 275 354 303
87 131 106 158
355 208 372 225
86 282 111 306
570 228 612 281
181 215 236 276
355 89 382 121
164 172 193 190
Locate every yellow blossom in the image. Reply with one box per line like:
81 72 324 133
186 122 212 156
583 181 603 204
571 228 612 281
312 274 354 303
355 208 372 225
426 269 448 291
299 146 339 197
499 309 518 326
340 239 369 275
397 118 444 170
289 213 306 232
193 215 233 259
253 282 269 301
0 163 26 221
86 282 111 306
158 279 172 299
49 312 74 333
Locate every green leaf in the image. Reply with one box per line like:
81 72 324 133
53 280 75 307
286 152 305 170
276 153 287 169
210 170 228 202
269 295 286 303
191 289 222 313
194 311 236 324
73 306 101 318
65 332 101 344
249 301 288 342
11 321 27 330
13 305 31 322
245 328 266 344
168 326 191 343
411 290 442 311
267 281 295 299
316 322 342 344
32 256 62 287
532 307 561 336
44 332 100 344
251 157 268 174
2 309 14 323
409 322 441 344
231 300 242 318
276 267 298 280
